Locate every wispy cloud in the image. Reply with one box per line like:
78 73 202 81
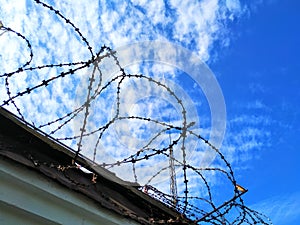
3 0 247 58
0 0 247 149
221 101 272 168
0 0 268 196
0 1 277 222
251 192 300 224
0 0 266 187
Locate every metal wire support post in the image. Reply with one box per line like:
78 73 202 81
169 130 177 207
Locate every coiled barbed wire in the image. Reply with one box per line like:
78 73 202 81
0 1 272 224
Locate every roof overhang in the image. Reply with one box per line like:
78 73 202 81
0 107 193 224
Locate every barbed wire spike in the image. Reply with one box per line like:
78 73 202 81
0 1 272 224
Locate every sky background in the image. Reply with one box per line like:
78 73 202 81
0 0 299 224
210 1 300 224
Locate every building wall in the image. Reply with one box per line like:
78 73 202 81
0 157 139 225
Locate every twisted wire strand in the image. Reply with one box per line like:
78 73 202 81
0 1 273 224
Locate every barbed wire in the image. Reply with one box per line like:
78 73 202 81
0 1 273 224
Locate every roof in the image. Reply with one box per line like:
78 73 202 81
0 107 193 224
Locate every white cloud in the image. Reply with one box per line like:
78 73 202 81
0 0 254 163
251 192 300 225
0 0 267 215
221 102 272 167
0 2 279 223
226 0 242 15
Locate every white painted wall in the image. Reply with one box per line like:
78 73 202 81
0 158 139 225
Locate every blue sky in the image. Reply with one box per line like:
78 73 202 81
0 0 299 224
210 1 300 224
